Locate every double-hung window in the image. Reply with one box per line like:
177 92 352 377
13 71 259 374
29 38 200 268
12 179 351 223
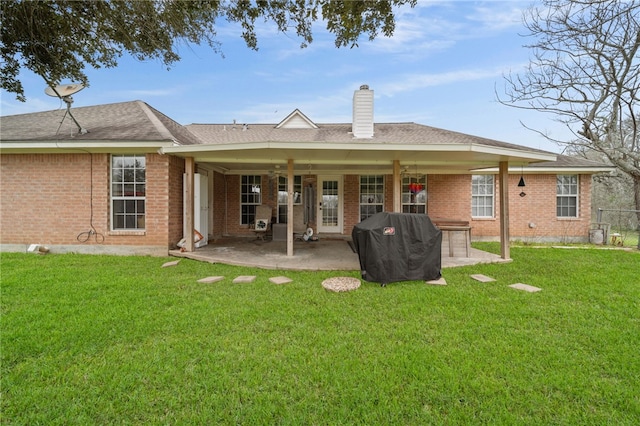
360 175 384 221
402 176 426 213
111 155 146 230
557 175 578 217
241 175 262 225
471 175 494 218
277 175 302 223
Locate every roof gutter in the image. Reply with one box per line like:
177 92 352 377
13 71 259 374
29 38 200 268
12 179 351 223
159 141 557 162
0 140 175 153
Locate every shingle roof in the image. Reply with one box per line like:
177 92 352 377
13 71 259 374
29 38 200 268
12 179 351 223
185 122 553 154
0 100 201 145
2 101 612 172
528 154 612 168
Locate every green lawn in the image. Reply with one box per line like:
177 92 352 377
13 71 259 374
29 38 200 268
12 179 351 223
2 245 639 424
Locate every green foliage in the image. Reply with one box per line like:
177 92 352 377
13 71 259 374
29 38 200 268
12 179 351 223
2 247 639 424
0 0 416 101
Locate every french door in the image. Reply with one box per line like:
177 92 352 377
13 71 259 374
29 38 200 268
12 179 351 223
317 176 343 233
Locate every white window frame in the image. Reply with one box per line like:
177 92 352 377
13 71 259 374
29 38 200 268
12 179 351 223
471 174 495 218
240 175 262 225
277 175 302 223
359 175 384 221
557 174 579 218
111 154 146 230
401 176 427 214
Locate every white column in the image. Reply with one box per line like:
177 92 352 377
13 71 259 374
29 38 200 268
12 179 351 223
499 161 510 260
287 159 294 257
185 157 195 252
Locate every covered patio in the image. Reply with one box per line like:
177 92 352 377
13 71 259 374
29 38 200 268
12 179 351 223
169 237 509 271
163 87 556 261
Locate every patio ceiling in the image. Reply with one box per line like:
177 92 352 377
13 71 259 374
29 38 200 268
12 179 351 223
160 141 557 175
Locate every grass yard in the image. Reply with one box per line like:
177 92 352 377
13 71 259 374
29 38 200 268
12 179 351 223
2 245 639 424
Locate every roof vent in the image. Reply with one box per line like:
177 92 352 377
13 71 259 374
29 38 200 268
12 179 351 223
352 85 374 139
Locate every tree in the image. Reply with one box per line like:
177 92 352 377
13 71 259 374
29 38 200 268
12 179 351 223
500 0 640 222
1 0 416 101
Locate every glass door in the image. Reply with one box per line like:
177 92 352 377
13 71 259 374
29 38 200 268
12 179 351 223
317 176 342 233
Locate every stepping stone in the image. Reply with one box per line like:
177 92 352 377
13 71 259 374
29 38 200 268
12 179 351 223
233 275 256 284
162 260 180 268
197 276 224 283
470 274 496 283
509 283 542 293
322 277 361 292
426 277 447 286
269 276 293 285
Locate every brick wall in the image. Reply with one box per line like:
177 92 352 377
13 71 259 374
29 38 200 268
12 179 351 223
427 174 472 220
1 159 585 248
168 155 185 246
216 174 278 237
1 153 108 245
351 173 589 241
343 175 360 233
0 153 178 253
211 171 226 238
208 172 591 242
461 174 590 241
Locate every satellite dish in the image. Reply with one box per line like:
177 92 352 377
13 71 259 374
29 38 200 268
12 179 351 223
43 82 88 134
45 83 85 98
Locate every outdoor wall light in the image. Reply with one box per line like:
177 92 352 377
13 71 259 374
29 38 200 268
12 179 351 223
518 165 526 196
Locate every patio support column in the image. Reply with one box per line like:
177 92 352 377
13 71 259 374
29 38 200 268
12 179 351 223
287 159 294 257
393 160 401 212
185 156 195 252
499 161 510 260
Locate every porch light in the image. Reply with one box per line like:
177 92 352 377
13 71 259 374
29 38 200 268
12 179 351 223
518 176 526 187
517 165 526 187
518 165 526 197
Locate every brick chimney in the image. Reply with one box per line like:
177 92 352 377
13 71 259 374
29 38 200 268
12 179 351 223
352 85 374 138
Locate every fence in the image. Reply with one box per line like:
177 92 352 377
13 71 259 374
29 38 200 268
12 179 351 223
594 208 640 249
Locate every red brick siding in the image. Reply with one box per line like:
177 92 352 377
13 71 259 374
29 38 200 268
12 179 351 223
211 171 226 238
427 174 472 220
167 155 185 246
0 153 178 251
345 173 590 241
219 174 279 236
343 175 360 233
1 153 108 245
464 174 590 240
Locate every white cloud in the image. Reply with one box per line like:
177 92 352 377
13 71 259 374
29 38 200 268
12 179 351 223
375 66 507 97
0 97 63 116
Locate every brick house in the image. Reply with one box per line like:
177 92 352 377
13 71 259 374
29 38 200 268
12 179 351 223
0 86 611 259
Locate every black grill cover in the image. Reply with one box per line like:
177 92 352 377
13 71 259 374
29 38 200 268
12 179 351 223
351 212 442 284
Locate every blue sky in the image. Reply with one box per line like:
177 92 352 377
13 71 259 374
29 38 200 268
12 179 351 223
1 0 569 153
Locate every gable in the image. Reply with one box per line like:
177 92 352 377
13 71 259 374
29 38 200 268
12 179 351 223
275 109 318 129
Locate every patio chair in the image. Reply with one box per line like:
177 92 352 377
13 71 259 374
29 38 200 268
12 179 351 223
254 205 272 241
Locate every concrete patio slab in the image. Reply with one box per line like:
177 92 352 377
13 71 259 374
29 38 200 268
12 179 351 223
197 276 224 283
233 275 257 284
170 237 509 271
509 283 542 293
470 274 496 282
